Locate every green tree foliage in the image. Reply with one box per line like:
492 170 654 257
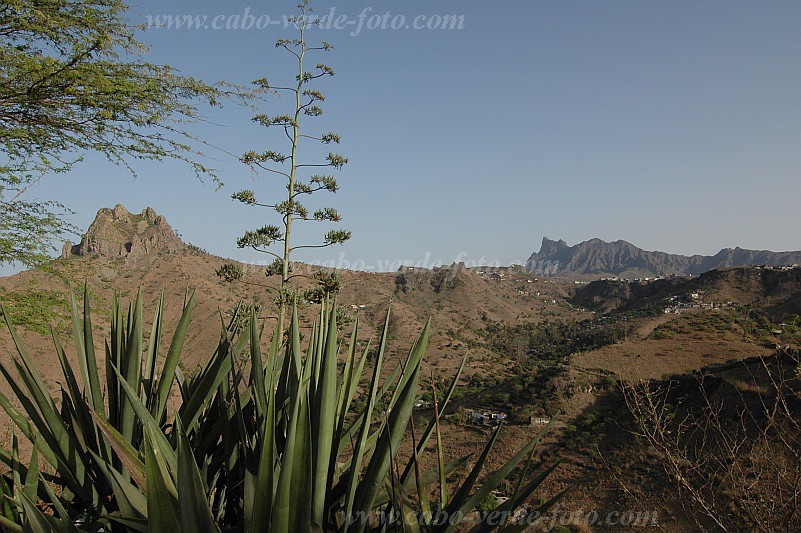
0 0 228 266
479 318 628 413
219 1 350 324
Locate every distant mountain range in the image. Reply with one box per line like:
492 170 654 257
526 237 801 278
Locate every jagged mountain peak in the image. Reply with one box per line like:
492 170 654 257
538 237 569 255
62 205 184 262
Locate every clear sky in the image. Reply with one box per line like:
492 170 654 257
8 0 801 275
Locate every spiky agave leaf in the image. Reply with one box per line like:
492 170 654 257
0 290 565 532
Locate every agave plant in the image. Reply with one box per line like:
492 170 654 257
0 285 564 531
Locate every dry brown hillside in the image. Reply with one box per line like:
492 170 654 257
4 206 800 531
0 205 582 443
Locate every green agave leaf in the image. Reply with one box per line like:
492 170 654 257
248 308 267 421
38 474 81 533
385 469 422 533
250 325 280 531
351 323 427 531
107 293 124 429
52 329 104 460
444 423 502 518
441 421 554 533
111 364 178 478
105 514 149 532
386 319 431 415
22 442 38 504
120 289 144 444
334 317 359 433
505 433 540 514
0 362 94 502
477 462 563 533
10 435 22 519
89 449 148 517
288 305 303 396
0 388 58 470
311 299 339 524
80 283 104 413
0 472 21 526
144 428 180 531
400 355 468 487
374 455 471 510
154 292 195 423
342 308 390 522
92 410 146 490
179 335 233 432
176 422 219 533
290 381 313 531
19 491 59 532
271 376 303 531
338 363 402 457
336 322 369 443
0 303 54 413
0 515 23 533
494 486 570 533
2 360 62 450
433 388 448 507
143 291 165 412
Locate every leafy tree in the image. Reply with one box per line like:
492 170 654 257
218 1 350 326
0 0 228 266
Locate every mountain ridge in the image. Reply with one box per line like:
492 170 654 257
526 237 801 278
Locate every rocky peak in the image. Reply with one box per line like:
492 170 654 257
68 205 183 261
538 237 569 256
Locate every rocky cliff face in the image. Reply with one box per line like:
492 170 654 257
67 205 183 262
527 237 801 278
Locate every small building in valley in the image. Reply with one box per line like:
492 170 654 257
466 408 508 427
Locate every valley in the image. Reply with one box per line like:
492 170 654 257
2 206 799 530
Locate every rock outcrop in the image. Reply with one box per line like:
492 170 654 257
68 205 183 262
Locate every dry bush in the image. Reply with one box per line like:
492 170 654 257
621 351 801 532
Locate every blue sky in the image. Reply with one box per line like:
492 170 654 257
9 0 801 274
